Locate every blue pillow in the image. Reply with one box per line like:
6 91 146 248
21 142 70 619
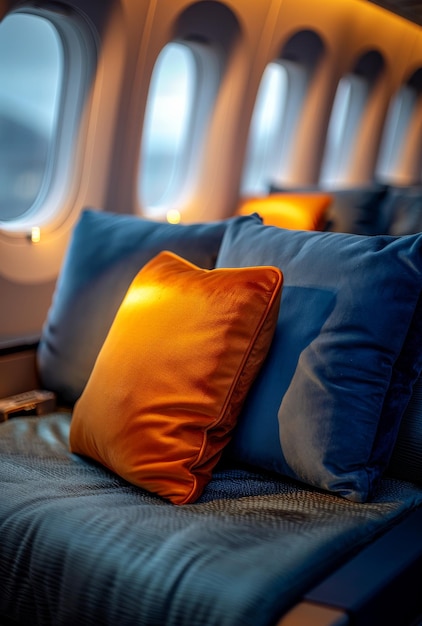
268 183 388 235
37 209 231 405
325 185 388 235
381 185 422 236
216 215 422 502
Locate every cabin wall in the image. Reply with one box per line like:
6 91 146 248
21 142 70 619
1 0 422 342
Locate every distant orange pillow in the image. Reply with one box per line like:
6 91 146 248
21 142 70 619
236 193 332 231
69 251 282 505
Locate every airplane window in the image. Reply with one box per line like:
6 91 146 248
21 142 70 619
0 13 62 222
241 63 288 196
321 52 383 187
320 75 369 186
376 86 417 180
139 43 195 215
376 70 422 183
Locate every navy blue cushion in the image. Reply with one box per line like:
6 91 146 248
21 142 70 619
381 186 422 236
269 183 388 235
325 186 388 235
216 215 422 502
37 210 231 405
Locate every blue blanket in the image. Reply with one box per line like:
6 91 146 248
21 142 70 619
1 413 422 626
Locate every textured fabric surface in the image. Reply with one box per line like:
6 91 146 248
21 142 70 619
37 210 234 406
216 215 422 502
389 374 422 483
70 251 282 504
1 413 422 626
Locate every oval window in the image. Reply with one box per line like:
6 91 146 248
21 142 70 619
0 13 62 222
241 63 288 196
139 43 196 213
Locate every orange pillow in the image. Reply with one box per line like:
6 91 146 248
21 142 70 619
69 251 282 504
236 193 332 231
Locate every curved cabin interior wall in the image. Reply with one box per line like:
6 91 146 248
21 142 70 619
1 0 422 342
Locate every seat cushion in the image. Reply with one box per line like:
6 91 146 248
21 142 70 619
324 186 388 235
381 186 422 236
268 183 387 235
216 214 422 502
2 413 422 626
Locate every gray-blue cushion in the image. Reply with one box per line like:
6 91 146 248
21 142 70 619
381 185 422 236
37 209 231 405
216 214 422 502
269 183 388 235
324 185 388 234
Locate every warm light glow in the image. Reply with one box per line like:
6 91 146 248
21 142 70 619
31 226 41 243
166 209 181 224
123 285 161 309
